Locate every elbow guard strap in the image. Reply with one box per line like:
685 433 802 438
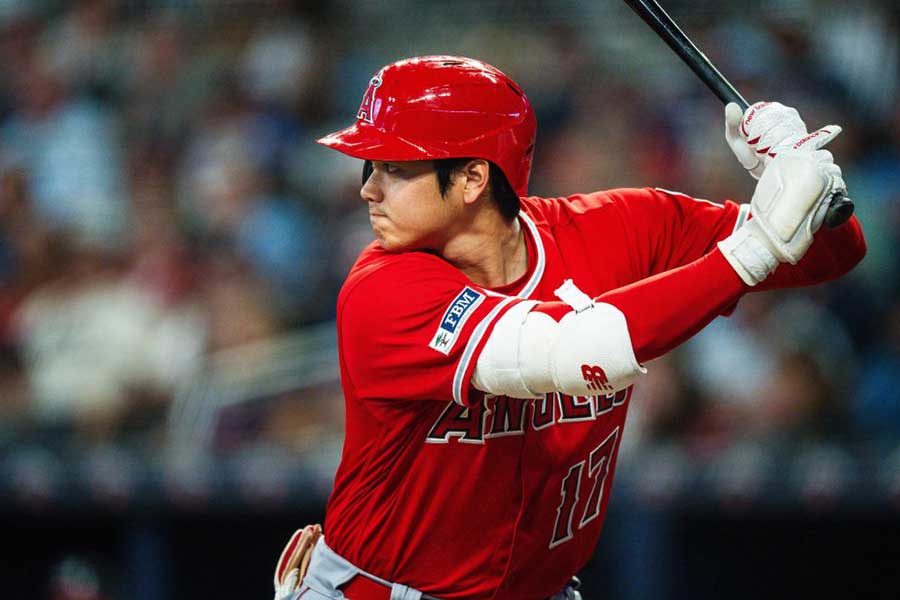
473 283 646 398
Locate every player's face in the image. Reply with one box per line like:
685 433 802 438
361 160 463 252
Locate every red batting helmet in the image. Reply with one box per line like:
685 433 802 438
317 56 537 196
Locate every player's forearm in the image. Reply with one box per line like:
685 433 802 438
756 214 866 290
473 249 746 400
475 153 839 400
597 249 747 363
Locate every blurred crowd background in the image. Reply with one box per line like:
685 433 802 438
0 1 898 599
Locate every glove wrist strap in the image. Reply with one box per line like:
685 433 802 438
718 225 779 286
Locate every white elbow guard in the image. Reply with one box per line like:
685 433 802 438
473 281 646 398
472 300 544 398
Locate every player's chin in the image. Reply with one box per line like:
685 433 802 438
370 222 388 244
371 228 398 251
378 238 413 253
375 232 418 253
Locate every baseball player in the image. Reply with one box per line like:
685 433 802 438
273 56 866 600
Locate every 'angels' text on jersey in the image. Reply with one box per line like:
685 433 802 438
425 389 630 444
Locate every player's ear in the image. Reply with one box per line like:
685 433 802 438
461 159 490 205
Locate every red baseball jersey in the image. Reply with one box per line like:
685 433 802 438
326 189 742 599
325 189 865 600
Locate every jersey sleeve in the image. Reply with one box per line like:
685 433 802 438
338 253 527 408
758 214 866 289
553 187 744 278
551 187 864 290
612 187 746 276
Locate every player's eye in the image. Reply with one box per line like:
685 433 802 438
383 162 400 174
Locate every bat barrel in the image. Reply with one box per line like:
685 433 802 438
623 0 748 107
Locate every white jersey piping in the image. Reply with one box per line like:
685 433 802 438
451 210 546 405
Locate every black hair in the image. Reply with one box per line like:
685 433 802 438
362 158 520 221
435 158 520 221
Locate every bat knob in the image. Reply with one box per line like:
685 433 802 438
824 191 854 229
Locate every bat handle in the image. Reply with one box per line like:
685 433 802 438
729 97 854 229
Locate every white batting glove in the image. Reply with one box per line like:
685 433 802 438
719 153 836 285
725 101 842 179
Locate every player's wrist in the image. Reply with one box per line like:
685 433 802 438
718 223 779 286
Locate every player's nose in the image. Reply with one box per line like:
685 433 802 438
360 174 382 203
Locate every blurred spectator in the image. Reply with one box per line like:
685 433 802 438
853 298 900 452
811 2 899 120
620 354 709 457
48 555 110 600
177 78 326 321
119 12 211 148
0 168 56 323
751 350 841 444
240 19 316 112
200 250 278 353
682 295 780 410
0 51 126 246
843 110 900 301
0 168 52 441
678 291 860 453
41 0 124 99
264 385 344 452
12 231 203 445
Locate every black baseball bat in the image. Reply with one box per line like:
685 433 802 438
624 0 854 228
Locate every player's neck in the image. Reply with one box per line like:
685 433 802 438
441 213 527 289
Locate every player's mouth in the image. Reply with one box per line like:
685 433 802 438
369 213 388 236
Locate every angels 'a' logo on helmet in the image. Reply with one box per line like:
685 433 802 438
357 75 382 124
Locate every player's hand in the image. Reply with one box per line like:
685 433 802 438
725 101 842 179
747 152 840 265
274 524 322 600
718 152 839 285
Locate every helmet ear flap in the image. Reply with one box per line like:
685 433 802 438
362 160 373 186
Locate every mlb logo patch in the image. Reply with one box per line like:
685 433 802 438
429 287 485 355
